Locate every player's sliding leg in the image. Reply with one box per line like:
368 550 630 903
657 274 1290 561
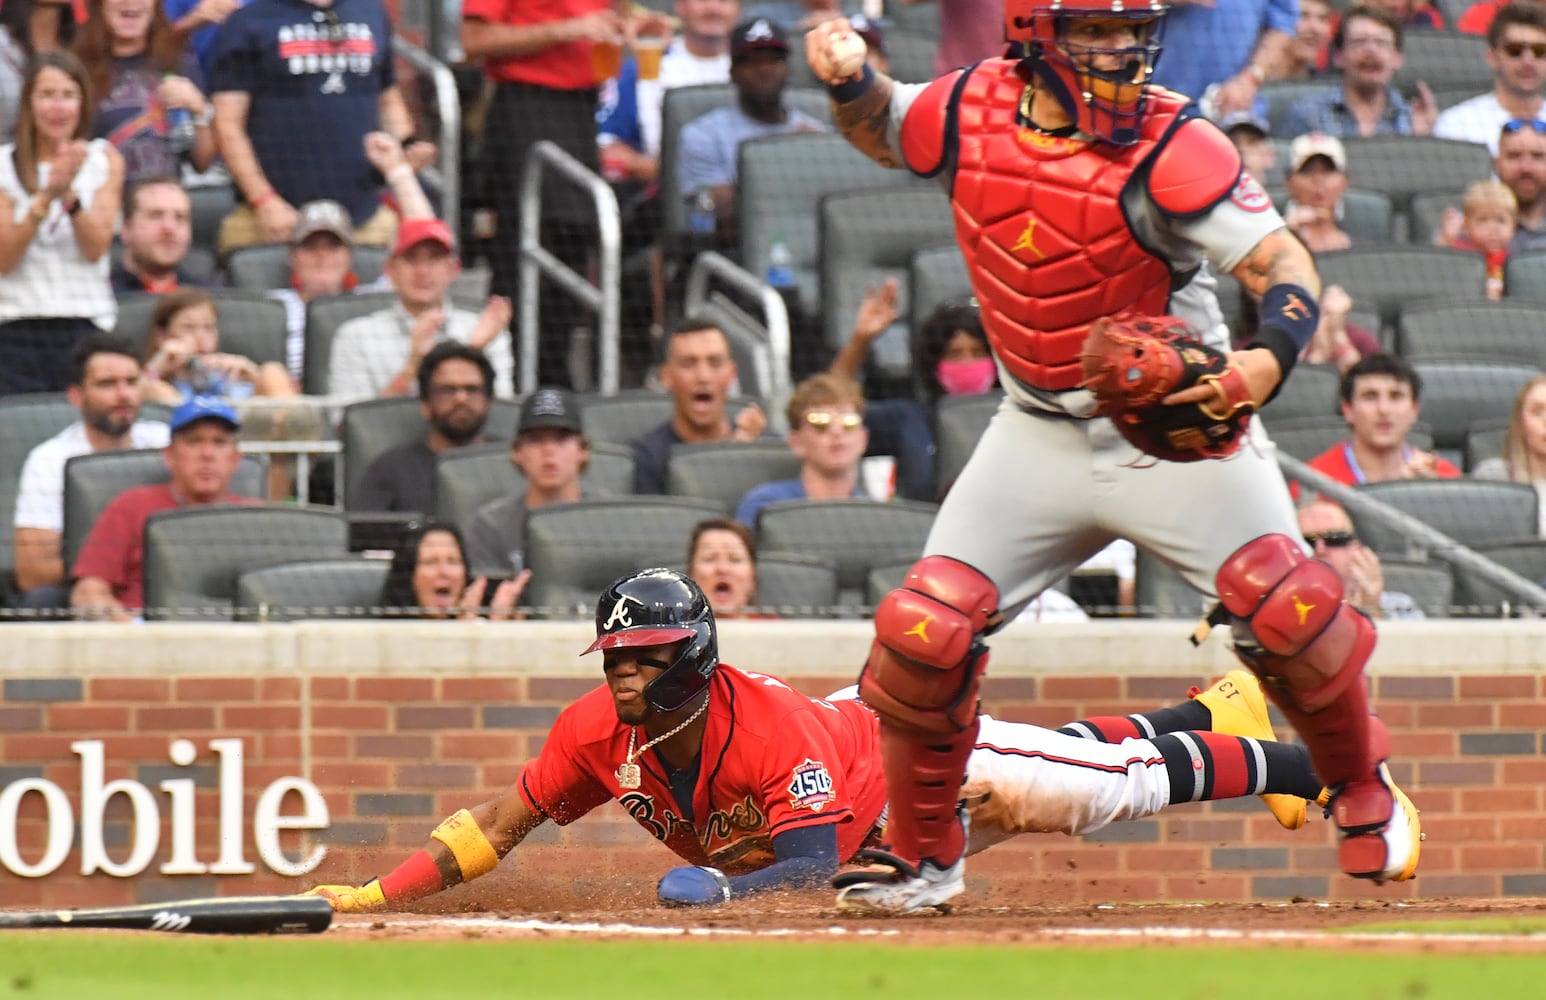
1217 534 1422 882
833 555 1001 915
1060 669 1321 829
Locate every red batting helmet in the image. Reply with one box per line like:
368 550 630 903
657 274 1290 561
1005 0 1169 146
583 568 719 712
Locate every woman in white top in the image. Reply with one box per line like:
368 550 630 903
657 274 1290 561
1473 373 1546 538
0 50 122 396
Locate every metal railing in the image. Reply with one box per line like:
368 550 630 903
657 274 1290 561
684 251 794 430
517 141 623 396
395 38 462 247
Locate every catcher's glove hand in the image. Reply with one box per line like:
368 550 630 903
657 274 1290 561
1078 315 1254 462
305 879 387 913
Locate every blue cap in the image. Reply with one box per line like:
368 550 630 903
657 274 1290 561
170 395 241 434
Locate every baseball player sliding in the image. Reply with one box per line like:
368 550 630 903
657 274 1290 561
307 570 1390 914
801 0 1424 913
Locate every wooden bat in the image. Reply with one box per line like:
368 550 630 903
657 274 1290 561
0 895 333 935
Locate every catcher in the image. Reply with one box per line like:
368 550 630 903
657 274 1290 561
803 0 1421 913
306 569 1391 913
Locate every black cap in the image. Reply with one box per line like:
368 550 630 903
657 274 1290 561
730 18 790 60
519 387 582 434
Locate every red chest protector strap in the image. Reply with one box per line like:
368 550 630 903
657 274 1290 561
1145 116 1244 218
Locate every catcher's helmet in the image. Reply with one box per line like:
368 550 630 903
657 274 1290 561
582 568 718 712
1004 0 1168 146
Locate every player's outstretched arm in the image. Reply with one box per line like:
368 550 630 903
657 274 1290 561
307 788 544 912
657 822 840 907
806 19 903 170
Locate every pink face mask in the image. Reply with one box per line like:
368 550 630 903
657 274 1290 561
936 357 997 396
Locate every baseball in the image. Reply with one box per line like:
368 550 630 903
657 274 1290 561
821 30 868 81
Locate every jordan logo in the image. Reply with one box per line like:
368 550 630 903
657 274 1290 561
1012 218 1045 259
1291 595 1316 625
904 616 934 643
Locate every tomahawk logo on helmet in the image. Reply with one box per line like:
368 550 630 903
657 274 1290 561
1005 0 1169 145
582 568 719 712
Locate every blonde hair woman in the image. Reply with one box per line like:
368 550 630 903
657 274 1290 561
1472 373 1546 537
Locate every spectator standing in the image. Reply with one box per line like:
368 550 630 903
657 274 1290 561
1298 500 1425 619
209 0 424 254
0 51 123 396
637 0 740 157
1280 7 1436 139
168 0 249 75
69 395 256 620
675 18 827 247
1435 3 1546 153
734 372 869 526
378 522 525 619
1282 133 1353 253
1494 117 1546 251
0 0 77 141
13 333 169 605
74 0 217 185
463 387 600 579
628 318 767 494
352 342 497 514
1435 180 1518 297
111 175 204 294
1150 0 1297 114
1305 354 1462 489
1473 374 1546 536
328 217 513 400
918 0 1005 79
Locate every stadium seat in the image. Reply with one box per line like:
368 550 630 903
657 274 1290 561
339 397 521 511
1340 136 1493 212
908 243 972 342
61 448 268 575
1398 301 1546 368
1312 246 1488 328
1273 187 1394 244
754 499 938 604
112 290 289 368
1267 415 1433 463
1411 361 1539 452
227 245 387 293
1351 479 1539 558
188 184 236 253
934 391 1003 497
1465 417 1511 472
665 440 802 514
522 497 724 613
0 393 79 600
1391 31 1493 93
864 559 912 609
754 552 841 617
234 557 390 621
1381 560 1454 619
1261 81 1329 136
1258 364 1341 423
820 186 955 382
1133 547 1208 619
302 291 396 396
142 506 348 620
1503 250 1546 301
435 440 636 532
1406 188 1462 246
1452 540 1546 615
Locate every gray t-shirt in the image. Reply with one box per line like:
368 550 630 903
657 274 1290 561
462 487 605 578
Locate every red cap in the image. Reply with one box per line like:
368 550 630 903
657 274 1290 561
392 218 457 258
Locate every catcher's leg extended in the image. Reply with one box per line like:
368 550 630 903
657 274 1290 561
834 555 1000 914
1217 534 1421 882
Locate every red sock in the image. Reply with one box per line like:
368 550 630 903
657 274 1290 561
1154 730 1257 802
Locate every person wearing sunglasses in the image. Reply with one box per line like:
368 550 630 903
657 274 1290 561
1298 500 1424 620
733 372 870 526
1435 3 1546 153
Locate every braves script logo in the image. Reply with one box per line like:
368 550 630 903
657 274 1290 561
1230 173 1272 213
701 796 767 845
787 759 836 812
603 594 646 631
619 791 688 841
151 911 192 932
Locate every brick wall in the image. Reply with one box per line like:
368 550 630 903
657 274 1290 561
0 620 1540 907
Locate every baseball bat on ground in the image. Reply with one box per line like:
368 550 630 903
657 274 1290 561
0 894 334 934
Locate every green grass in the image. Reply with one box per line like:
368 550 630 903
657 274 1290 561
2 936 1546 1000
1342 915 1546 936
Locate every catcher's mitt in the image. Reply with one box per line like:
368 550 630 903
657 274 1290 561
1078 315 1254 462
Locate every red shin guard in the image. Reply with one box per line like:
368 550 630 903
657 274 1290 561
878 718 978 867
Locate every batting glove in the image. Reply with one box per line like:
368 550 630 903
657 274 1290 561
306 879 387 913
656 866 732 907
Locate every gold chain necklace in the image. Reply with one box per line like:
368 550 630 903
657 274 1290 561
615 696 709 790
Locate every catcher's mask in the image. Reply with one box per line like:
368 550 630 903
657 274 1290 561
1004 0 1168 146
583 568 718 712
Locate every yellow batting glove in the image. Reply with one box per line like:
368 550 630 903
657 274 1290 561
305 879 387 913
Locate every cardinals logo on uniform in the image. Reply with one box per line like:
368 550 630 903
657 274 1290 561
1230 173 1272 213
787 759 836 812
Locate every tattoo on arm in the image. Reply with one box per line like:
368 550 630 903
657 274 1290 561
1231 228 1322 299
833 77 903 169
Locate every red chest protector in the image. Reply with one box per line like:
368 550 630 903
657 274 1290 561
917 61 1193 392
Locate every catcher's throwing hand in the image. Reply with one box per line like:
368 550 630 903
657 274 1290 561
1079 315 1264 462
306 880 387 913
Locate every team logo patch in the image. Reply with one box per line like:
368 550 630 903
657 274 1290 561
786 758 836 812
1230 173 1272 213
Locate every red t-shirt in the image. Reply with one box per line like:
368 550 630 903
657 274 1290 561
518 665 888 873
71 484 258 611
462 0 610 90
1292 440 1463 500
1458 0 1506 35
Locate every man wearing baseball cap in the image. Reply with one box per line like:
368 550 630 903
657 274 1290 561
463 386 603 579
676 17 829 242
69 397 259 621
1283 133 1353 252
328 217 515 401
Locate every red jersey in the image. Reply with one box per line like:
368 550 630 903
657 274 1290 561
517 665 888 873
462 0 610 90
1291 440 1462 501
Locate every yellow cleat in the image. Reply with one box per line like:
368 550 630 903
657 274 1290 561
1190 670 1310 830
